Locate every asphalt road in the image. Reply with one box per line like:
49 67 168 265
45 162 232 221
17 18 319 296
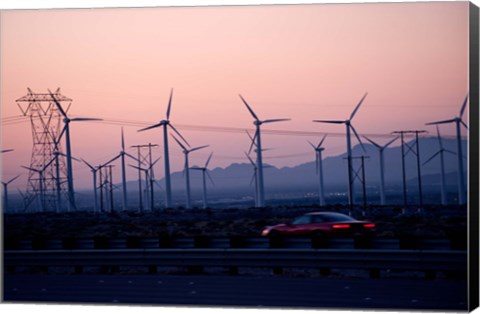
3 274 467 311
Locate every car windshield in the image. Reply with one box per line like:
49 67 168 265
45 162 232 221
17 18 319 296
314 213 356 222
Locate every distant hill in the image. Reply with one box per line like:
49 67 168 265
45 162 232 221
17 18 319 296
124 137 466 197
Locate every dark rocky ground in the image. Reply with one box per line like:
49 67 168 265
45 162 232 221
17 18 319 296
3 204 467 240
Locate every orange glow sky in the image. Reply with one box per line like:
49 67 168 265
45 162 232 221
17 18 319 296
0 2 470 189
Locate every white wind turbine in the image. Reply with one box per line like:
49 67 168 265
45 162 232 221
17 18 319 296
362 136 398 206
426 94 468 205
49 89 102 211
308 134 328 206
102 128 139 210
82 159 100 213
313 93 368 206
171 135 209 209
423 126 456 206
240 95 290 207
191 152 214 209
138 89 189 208
2 175 20 213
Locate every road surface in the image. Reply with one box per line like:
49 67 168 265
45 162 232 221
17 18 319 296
3 274 467 310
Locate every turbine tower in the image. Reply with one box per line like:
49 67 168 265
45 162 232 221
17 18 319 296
172 135 209 209
82 159 100 213
191 153 214 209
103 128 138 210
362 136 398 205
245 152 259 207
138 89 189 208
313 93 367 207
2 175 20 213
129 158 161 210
49 89 102 211
308 134 327 206
423 126 455 205
240 95 290 207
426 94 468 205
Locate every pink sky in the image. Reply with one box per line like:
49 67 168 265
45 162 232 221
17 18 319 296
0 2 470 189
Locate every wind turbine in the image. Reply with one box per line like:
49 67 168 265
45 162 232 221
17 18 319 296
129 157 161 210
362 136 398 205
49 89 102 211
308 134 328 206
240 95 290 207
423 126 456 205
191 152 214 209
426 94 468 204
82 159 100 213
138 89 189 208
2 175 20 213
102 128 139 211
313 93 368 206
245 152 259 207
171 135 209 209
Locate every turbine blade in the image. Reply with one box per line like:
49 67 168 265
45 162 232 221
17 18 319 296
81 159 95 171
121 127 125 151
21 165 36 172
313 120 346 124
166 88 173 120
239 94 259 121
384 136 399 149
7 175 20 184
190 145 209 152
150 157 161 169
190 167 203 171
125 152 142 163
128 164 143 171
57 126 67 145
307 140 316 149
169 124 190 147
425 118 456 125
318 134 327 148
250 172 255 186
70 117 102 122
362 136 381 149
103 154 121 166
435 126 443 149
459 94 469 118
58 152 80 162
423 151 440 166
350 125 366 152
138 122 164 132
205 152 213 168
48 89 67 118
262 118 291 124
171 134 187 151
460 120 468 130
444 149 457 155
206 171 215 186
244 152 255 166
349 92 368 120
1 149 14 153
247 130 257 155
43 157 56 170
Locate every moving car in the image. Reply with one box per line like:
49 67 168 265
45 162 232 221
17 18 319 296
261 212 375 238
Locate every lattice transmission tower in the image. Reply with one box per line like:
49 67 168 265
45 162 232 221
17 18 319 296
16 88 71 212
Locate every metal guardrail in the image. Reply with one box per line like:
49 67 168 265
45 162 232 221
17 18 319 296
4 236 467 279
4 236 467 251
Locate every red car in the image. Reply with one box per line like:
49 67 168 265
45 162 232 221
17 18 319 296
261 212 375 238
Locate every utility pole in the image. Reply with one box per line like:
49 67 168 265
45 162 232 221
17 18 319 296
131 144 159 211
392 130 427 210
